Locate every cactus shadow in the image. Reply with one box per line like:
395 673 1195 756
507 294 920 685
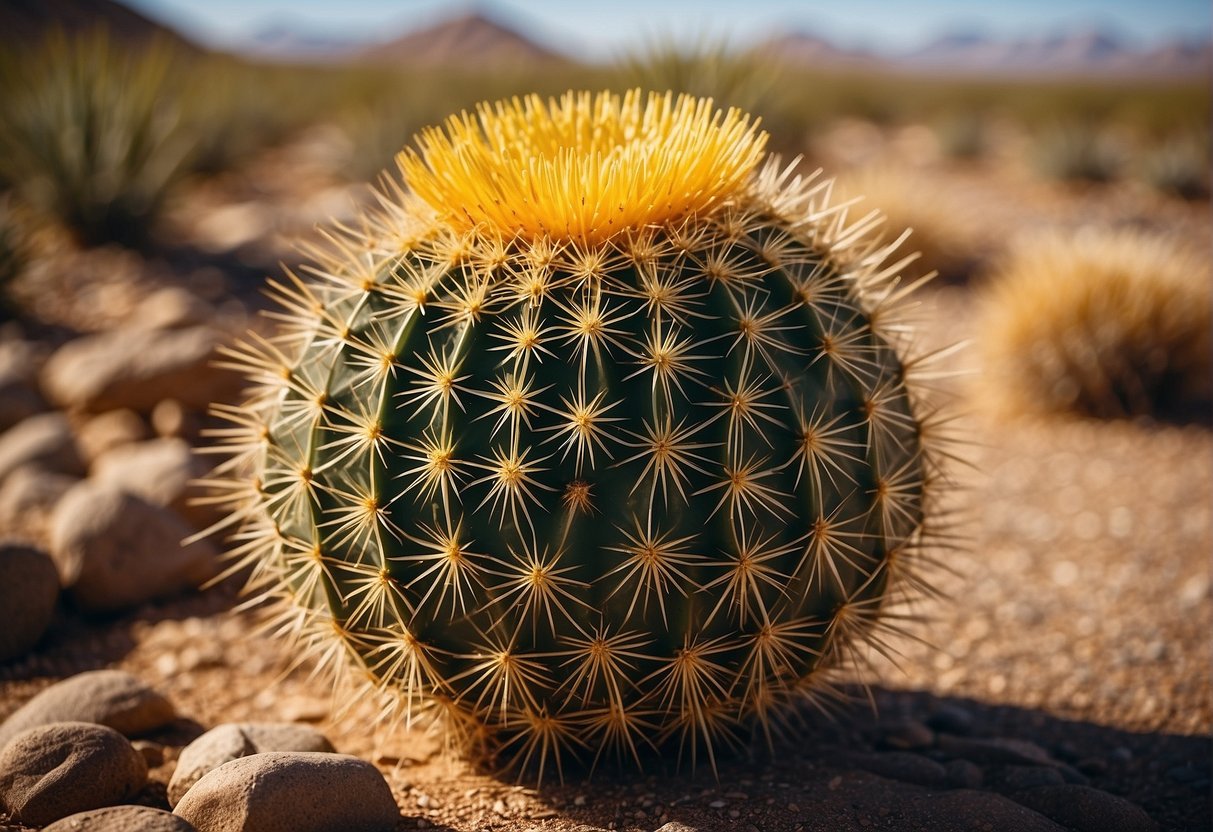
516 685 1209 832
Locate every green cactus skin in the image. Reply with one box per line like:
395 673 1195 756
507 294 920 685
208 92 946 780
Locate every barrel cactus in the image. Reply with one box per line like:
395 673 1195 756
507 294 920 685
208 90 946 778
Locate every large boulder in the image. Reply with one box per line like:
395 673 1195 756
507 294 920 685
49 481 218 613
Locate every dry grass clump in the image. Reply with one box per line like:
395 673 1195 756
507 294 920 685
834 165 979 284
976 228 1212 424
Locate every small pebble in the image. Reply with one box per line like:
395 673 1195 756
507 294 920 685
926 704 975 736
132 739 167 768
937 735 1054 766
879 718 935 750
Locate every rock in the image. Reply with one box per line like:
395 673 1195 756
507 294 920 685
49 481 218 613
653 824 700 832
0 543 59 661
937 734 1055 766
76 409 150 464
41 326 235 414
1011 784 1158 832
45 806 198 832
0 413 85 483
849 751 949 787
925 703 975 735
173 752 399 832
989 765 1066 791
878 718 935 750
137 287 214 331
893 790 1065 832
0 340 47 431
0 466 79 532
168 723 336 807
0 669 175 748
132 739 167 768
0 721 147 827
92 438 211 526
152 399 201 440
945 758 984 789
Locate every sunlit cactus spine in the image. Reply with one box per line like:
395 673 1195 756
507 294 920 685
204 89 951 780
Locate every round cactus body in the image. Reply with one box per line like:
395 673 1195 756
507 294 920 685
212 90 943 777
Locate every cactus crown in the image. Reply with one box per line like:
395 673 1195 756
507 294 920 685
399 90 767 245
207 90 946 781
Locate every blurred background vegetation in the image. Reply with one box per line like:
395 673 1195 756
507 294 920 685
0 1 1208 433
0 3 1207 259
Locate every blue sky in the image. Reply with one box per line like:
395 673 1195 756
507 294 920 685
125 0 1211 57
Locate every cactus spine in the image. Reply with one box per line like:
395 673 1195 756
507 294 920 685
208 90 946 779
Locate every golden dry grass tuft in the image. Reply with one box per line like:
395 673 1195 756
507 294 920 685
975 227 1212 424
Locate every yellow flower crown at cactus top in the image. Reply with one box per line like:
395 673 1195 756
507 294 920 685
398 89 769 245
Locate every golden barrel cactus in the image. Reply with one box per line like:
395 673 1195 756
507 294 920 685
206 90 947 778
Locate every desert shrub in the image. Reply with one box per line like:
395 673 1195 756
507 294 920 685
976 228 1212 424
1030 123 1126 184
0 30 192 247
1138 132 1210 200
932 112 987 160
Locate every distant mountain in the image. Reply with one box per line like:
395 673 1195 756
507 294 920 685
0 0 198 50
902 27 1210 77
759 29 877 68
762 25 1211 78
357 11 568 68
245 22 367 61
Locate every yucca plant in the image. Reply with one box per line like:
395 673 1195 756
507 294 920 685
976 227 1212 424
204 90 949 779
0 30 190 247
